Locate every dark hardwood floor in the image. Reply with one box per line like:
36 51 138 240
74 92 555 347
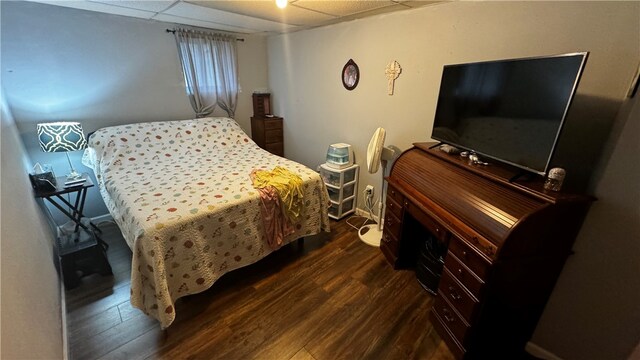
65 219 455 360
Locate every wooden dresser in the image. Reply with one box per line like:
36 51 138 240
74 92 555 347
251 116 284 157
382 143 593 359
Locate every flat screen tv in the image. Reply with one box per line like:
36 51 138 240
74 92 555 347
431 52 588 176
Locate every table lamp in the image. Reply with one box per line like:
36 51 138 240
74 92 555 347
37 122 87 181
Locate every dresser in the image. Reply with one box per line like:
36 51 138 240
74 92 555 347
382 143 593 359
251 116 284 157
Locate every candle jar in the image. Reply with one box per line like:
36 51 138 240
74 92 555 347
544 167 566 192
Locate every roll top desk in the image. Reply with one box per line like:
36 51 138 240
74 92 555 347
382 143 593 359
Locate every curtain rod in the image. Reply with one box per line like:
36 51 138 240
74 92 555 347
165 28 244 42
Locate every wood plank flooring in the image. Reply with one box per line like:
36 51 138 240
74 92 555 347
65 219 455 360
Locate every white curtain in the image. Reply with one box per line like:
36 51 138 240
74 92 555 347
174 29 239 118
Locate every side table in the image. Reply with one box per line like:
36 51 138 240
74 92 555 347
34 173 106 248
33 173 112 289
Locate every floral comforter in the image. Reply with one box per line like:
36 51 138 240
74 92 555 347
82 117 330 328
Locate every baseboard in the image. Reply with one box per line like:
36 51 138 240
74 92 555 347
526 342 564 360
60 278 69 360
91 213 113 224
355 208 379 224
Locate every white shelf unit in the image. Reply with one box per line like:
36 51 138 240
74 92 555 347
319 163 359 220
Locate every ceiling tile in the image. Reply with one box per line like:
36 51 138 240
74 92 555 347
319 3 410 27
25 0 448 35
26 0 156 19
188 0 336 26
292 0 396 17
163 2 296 32
89 1 178 13
152 13 262 33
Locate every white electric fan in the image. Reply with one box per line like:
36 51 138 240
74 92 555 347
358 127 395 247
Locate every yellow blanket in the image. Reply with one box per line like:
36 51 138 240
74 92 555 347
251 166 304 221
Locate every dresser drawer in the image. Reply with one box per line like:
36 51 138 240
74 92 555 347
444 252 485 299
386 195 403 220
433 294 471 347
430 311 466 359
454 223 498 260
405 201 448 243
387 184 404 205
263 119 282 130
384 211 402 240
265 142 283 156
381 229 399 256
265 129 283 143
448 235 491 280
439 268 480 323
380 237 399 267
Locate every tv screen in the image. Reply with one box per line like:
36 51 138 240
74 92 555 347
431 53 588 175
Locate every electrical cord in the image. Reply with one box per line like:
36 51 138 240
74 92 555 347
346 188 379 231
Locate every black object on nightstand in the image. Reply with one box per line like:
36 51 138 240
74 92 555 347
33 173 112 289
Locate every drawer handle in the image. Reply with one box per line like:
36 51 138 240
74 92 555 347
448 286 462 300
391 190 395 196
383 233 390 243
387 219 393 227
484 245 496 256
462 250 467 258
404 201 408 207
435 228 440 233
389 202 394 209
442 309 455 323
457 268 463 276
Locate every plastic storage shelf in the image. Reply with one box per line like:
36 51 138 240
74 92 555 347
320 163 359 220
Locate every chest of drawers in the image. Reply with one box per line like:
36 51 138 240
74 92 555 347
251 116 284 156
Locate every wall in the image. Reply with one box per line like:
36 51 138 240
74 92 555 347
1 90 63 358
268 1 639 199
533 90 640 360
267 2 639 359
0 1 269 222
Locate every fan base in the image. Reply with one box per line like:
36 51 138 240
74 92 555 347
358 224 382 247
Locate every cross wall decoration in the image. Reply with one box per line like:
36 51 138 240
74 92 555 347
385 60 402 95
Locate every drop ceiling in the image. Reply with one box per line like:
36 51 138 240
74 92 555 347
26 0 445 34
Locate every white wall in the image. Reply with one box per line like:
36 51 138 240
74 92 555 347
268 1 639 198
0 1 269 222
1 90 63 359
267 2 640 359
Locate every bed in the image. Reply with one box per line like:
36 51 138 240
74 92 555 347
82 117 331 328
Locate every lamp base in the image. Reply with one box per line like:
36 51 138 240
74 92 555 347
65 151 82 181
358 224 382 247
66 170 82 181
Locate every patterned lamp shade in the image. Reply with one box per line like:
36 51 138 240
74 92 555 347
37 122 87 152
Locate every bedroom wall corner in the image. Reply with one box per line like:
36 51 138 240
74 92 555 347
0 89 64 359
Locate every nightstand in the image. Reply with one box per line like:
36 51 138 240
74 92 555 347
34 173 103 240
33 173 112 289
